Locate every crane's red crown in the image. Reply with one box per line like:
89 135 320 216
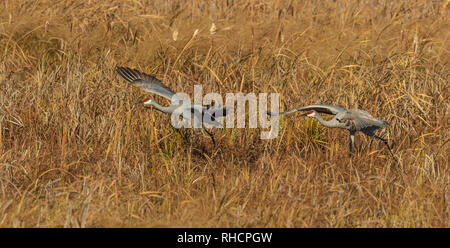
143 96 150 102
306 110 313 114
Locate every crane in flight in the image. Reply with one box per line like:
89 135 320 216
268 104 395 159
116 66 227 146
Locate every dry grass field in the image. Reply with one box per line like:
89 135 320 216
0 0 449 227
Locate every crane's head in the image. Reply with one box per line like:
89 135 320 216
302 110 317 117
134 96 153 106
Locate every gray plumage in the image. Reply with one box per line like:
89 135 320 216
268 104 394 158
116 66 227 146
116 66 184 103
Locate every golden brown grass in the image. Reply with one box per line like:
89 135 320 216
0 0 449 227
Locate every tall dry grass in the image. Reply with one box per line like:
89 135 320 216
0 0 448 227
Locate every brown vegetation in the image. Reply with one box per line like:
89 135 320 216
0 0 449 227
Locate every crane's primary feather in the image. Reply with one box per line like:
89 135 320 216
116 66 184 103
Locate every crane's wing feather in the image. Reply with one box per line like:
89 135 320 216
269 104 346 116
116 66 184 103
294 104 346 115
343 109 388 132
348 109 373 118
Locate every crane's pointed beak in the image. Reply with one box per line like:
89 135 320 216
299 112 308 116
133 100 145 107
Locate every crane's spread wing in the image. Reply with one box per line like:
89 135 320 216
116 66 184 103
268 104 346 116
343 109 388 132
294 104 346 115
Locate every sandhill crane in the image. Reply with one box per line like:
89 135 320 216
116 66 227 146
268 104 395 159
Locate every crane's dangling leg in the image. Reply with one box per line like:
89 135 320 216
202 127 216 147
348 131 356 156
372 134 397 163
192 128 199 145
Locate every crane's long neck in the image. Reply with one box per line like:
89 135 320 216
313 114 345 129
146 101 178 114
